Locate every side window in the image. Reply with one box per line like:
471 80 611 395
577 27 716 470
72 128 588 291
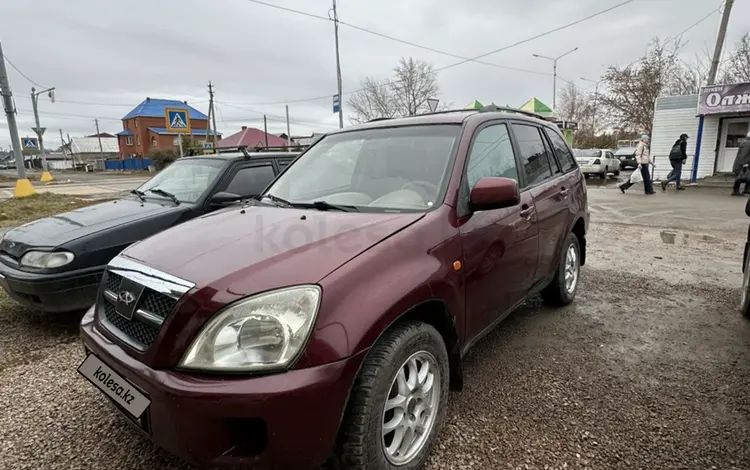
224 165 276 197
542 134 561 174
512 124 552 186
545 129 577 173
466 123 518 190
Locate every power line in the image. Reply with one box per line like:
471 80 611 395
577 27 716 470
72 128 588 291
3 54 45 88
244 0 330 21
216 100 332 127
239 0 635 106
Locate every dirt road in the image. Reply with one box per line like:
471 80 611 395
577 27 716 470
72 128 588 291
0 186 748 469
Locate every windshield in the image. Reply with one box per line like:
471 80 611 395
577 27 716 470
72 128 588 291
615 148 636 157
137 158 225 203
263 125 460 212
573 149 602 159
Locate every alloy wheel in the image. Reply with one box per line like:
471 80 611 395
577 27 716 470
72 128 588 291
564 243 579 294
381 351 441 466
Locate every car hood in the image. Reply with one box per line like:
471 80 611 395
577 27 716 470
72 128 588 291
1 198 178 252
120 205 423 295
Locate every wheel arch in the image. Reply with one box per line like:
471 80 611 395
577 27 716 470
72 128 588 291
571 217 586 266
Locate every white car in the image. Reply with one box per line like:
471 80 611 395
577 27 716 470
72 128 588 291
574 148 620 178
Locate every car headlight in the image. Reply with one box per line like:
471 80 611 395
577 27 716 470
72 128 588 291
179 285 321 372
20 251 75 269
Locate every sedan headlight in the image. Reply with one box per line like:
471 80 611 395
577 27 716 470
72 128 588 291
20 251 75 269
180 285 321 372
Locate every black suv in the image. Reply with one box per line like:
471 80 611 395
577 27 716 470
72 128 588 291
0 151 298 313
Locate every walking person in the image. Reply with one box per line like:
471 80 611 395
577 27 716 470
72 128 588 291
731 131 750 196
620 134 655 195
661 133 688 191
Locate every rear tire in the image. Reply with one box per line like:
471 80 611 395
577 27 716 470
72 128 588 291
336 321 450 470
541 233 581 306
601 167 608 179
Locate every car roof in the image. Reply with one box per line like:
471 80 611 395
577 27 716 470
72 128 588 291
327 108 559 134
182 151 300 162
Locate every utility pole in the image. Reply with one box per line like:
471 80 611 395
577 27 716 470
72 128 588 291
208 81 218 152
581 77 601 134
533 47 579 110
285 105 291 150
59 129 68 163
332 0 344 128
707 0 734 85
94 119 104 158
31 85 56 180
0 41 31 195
263 115 269 148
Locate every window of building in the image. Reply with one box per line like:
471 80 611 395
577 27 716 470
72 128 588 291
125 136 133 146
136 135 140 146
512 124 553 186
224 165 277 197
465 124 518 189
151 136 158 147
135 120 139 128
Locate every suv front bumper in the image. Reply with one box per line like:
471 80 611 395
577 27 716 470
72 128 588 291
79 307 366 469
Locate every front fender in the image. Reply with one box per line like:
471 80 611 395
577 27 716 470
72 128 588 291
297 208 464 368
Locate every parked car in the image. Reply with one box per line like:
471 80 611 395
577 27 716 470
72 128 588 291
0 151 298 313
615 147 638 170
78 108 589 470
573 148 620 178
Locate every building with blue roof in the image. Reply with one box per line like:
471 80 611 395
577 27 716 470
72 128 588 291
117 97 221 158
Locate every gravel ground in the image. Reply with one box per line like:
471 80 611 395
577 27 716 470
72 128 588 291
0 190 749 469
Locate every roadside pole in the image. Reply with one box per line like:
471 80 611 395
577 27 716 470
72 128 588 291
0 41 34 197
59 129 69 164
707 0 734 85
285 105 291 151
263 115 269 148
178 134 183 157
31 86 55 182
94 119 104 157
332 0 344 128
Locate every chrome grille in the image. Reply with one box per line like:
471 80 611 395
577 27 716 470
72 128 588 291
97 257 194 351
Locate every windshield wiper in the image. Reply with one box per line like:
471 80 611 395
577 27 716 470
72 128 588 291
147 188 180 205
130 189 145 202
260 194 358 212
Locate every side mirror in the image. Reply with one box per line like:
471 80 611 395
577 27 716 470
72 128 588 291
470 177 520 212
209 191 242 207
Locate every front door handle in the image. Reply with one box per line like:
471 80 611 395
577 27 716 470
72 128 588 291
520 206 533 220
560 187 570 198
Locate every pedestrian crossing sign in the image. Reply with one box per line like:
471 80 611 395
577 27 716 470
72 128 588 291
164 108 191 133
22 137 38 150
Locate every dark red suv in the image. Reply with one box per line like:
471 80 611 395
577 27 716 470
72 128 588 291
78 107 588 470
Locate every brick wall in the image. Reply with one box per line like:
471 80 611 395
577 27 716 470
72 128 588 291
118 116 211 157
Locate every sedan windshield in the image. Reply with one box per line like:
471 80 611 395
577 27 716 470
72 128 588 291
137 158 225 203
263 125 460 212
573 149 602 160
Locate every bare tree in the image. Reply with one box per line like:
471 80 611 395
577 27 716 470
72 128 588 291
599 39 697 135
347 77 398 124
556 83 594 131
722 32 750 83
347 57 441 123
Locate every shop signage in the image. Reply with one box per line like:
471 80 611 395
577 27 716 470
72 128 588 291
699 82 750 115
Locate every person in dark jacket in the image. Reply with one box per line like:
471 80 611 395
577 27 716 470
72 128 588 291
661 133 688 191
732 132 750 196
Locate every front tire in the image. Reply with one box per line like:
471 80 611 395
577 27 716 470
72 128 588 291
337 322 449 470
741 256 750 319
541 232 581 306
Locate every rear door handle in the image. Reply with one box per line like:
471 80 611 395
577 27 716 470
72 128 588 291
520 206 534 219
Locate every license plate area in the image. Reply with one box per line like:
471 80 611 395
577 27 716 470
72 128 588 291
78 353 152 428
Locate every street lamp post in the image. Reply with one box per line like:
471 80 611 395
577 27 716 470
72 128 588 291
30 86 55 181
580 77 601 134
532 47 578 110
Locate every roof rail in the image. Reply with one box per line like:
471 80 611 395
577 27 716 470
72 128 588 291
477 104 546 120
367 117 393 123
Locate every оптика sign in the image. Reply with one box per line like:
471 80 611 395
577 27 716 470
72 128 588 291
699 82 750 115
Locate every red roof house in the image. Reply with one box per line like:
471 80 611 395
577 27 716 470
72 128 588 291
217 126 290 149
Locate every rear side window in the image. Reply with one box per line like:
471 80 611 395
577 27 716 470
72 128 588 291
545 129 577 173
466 123 518 189
225 165 276 197
512 124 553 186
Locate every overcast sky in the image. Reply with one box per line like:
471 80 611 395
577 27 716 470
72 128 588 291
0 0 748 150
